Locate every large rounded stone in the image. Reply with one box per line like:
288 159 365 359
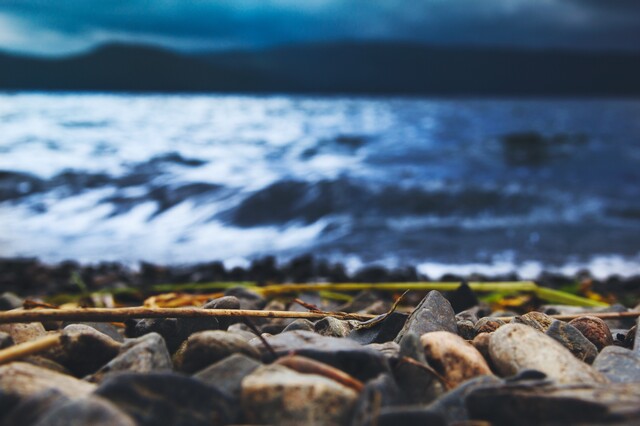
568 316 613 351
514 311 554 332
489 324 608 384
241 364 358 426
420 331 493 389
174 330 260 373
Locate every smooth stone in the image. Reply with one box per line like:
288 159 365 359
1 388 70 426
467 382 640 425
33 396 136 426
545 320 598 364
350 374 400 426
0 322 46 344
455 305 492 324
489 324 609 384
366 342 400 359
421 331 493 389
393 355 446 405
282 318 316 333
568 316 613 351
62 322 124 342
349 312 408 345
394 291 458 343
0 331 13 349
59 324 122 376
314 316 353 337
224 287 266 310
471 332 493 369
125 316 219 354
202 296 241 330
398 332 427 364
90 332 172 383
514 311 554 332
194 353 261 398
95 372 234 426
474 317 505 334
250 330 389 381
241 364 358 426
0 362 95 400
593 345 640 383
174 330 260 373
456 319 476 340
0 292 23 310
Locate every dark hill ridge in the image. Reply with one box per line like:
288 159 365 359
2 42 640 95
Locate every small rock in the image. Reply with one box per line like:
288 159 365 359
398 332 427 364
471 332 493 368
593 345 640 383
0 331 13 349
1 389 70 426
202 296 241 330
350 374 400 426
366 342 400 359
173 330 260 373
456 319 476 340
58 324 122 376
90 332 172 383
568 316 613 351
514 311 554 332
241 364 358 426
0 322 46 344
474 317 505 334
125 316 219 354
348 312 408 345
489 324 608 384
545 320 598 364
421 331 493 389
194 353 261 397
314 316 353 337
455 305 492 324
282 318 316 333
224 287 266 310
0 292 23 310
394 291 458 343
393 356 445 405
0 362 94 400
95 372 234 426
226 324 258 342
33 396 135 426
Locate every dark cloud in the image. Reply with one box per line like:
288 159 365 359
1 0 639 55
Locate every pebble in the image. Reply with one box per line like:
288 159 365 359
194 353 261 399
394 291 458 343
202 296 241 330
314 316 353 337
456 319 476 340
0 362 95 400
624 324 636 349
544 320 598 364
0 322 46 344
125 316 219 354
224 287 266 310
513 311 554 332
366 341 400 359
633 318 640 355
398 332 427 363
95 372 235 426
58 324 122 376
241 364 358 426
474 317 505 334
282 318 316 333
1 388 70 426
348 312 407 345
568 316 613 351
61 321 124 342
593 345 640 383
489 324 609 384
173 330 260 374
393 354 445 405
420 331 493 389
351 374 400 426
33 396 136 426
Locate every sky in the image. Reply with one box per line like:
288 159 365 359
0 0 639 56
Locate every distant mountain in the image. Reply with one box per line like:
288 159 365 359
2 42 640 96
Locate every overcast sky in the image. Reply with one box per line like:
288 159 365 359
1 0 639 56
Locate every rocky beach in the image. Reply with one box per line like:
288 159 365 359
1 256 639 425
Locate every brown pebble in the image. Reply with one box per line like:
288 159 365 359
568 316 613 351
514 312 554 332
474 317 505 334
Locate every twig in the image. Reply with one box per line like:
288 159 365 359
0 333 61 365
496 310 640 322
0 307 376 324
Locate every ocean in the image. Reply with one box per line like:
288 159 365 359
1 93 639 279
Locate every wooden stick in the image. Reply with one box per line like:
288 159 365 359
0 334 61 365
496 311 640 322
0 307 376 324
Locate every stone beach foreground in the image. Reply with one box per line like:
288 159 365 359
1 285 639 425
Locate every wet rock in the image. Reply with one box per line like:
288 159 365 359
241 364 358 426
224 287 266 310
95 372 234 426
1 389 70 426
568 316 613 351
593 346 640 383
425 375 502 424
393 355 445 405
0 322 46 344
545 320 598 364
514 311 554 332
194 353 261 397
0 292 23 310
202 296 241 330
398 332 427 364
33 396 136 426
174 330 260 373
250 330 389 381
90 332 172 383
474 317 505 334
467 381 640 425
58 324 122 376
0 362 94 400
314 316 353 337
421 331 493 389
348 312 407 345
489 324 608 384
366 342 400 359
456 319 476 340
350 374 400 426
0 331 13 349
282 318 316 333
394 291 457 343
